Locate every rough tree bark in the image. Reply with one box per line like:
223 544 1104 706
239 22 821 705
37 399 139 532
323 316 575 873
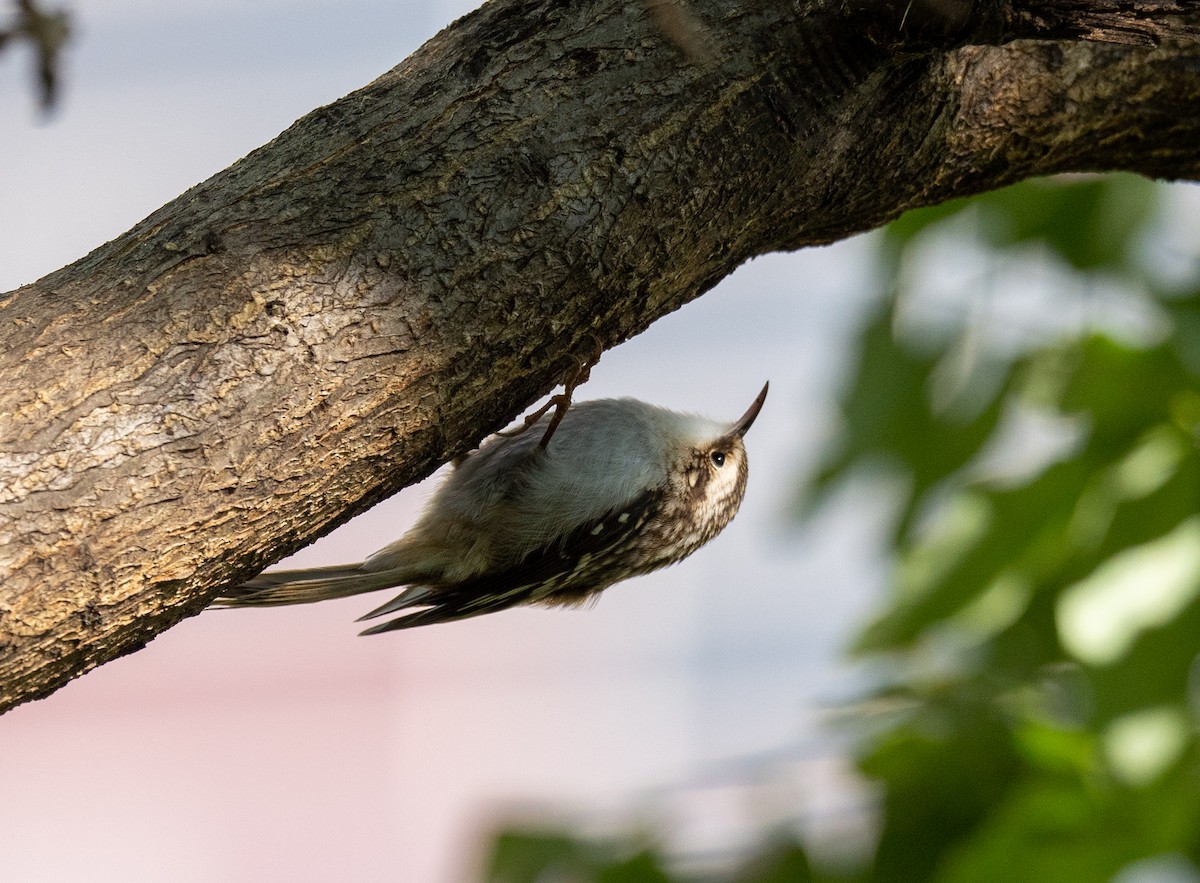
1 0 1198 713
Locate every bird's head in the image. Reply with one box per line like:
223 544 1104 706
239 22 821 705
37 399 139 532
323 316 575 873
660 382 769 551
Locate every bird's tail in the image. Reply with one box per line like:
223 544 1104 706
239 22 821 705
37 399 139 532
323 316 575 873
215 564 409 608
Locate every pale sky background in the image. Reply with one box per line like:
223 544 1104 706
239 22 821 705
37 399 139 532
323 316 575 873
0 2 894 880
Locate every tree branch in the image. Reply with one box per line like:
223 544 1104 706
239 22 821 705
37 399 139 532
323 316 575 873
1008 0 1200 45
1 0 1197 713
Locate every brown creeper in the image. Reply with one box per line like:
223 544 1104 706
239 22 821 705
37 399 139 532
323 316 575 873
217 383 768 634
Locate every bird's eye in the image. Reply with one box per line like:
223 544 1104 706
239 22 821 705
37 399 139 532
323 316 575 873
710 451 726 467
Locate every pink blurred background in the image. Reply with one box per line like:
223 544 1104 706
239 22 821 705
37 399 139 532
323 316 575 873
1 2 882 879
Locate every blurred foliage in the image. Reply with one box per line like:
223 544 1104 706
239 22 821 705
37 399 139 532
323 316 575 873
481 828 816 883
484 829 674 883
483 175 1200 881
809 172 1200 882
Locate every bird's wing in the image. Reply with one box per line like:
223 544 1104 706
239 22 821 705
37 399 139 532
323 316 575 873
357 490 660 634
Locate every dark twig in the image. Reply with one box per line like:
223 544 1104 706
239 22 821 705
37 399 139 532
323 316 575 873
1 0 71 110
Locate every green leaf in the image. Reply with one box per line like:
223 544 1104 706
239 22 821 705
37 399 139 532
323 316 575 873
1056 336 1186 446
972 175 1157 272
858 458 1091 653
859 694 1021 883
483 830 671 883
733 836 815 883
935 780 1141 883
484 831 590 883
597 851 672 883
883 174 1157 275
802 303 1010 540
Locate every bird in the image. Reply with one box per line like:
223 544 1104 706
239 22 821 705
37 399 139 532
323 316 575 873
216 382 768 634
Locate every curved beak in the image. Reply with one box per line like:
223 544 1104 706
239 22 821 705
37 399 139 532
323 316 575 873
731 382 769 438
